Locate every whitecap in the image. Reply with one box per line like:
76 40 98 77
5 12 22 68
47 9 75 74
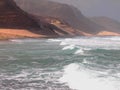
10 39 23 44
82 59 90 64
62 45 75 50
47 39 62 42
59 63 120 90
102 36 120 41
60 42 67 45
13 70 29 79
74 48 84 55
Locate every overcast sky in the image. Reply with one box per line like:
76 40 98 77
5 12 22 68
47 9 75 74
51 0 120 22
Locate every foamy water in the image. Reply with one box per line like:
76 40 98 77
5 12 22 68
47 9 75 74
0 36 120 90
59 63 120 90
59 36 120 50
50 36 120 90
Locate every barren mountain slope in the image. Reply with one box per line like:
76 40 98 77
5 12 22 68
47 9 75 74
14 0 104 34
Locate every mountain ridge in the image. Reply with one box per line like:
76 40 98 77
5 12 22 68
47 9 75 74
0 0 120 40
14 0 104 34
90 16 120 33
0 0 83 40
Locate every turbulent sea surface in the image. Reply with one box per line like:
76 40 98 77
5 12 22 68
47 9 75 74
0 36 120 90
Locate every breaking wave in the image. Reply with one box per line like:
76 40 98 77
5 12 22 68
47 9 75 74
59 63 120 90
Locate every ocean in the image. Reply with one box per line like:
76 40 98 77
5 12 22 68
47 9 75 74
0 36 120 90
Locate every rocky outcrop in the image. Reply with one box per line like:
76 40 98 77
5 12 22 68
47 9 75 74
34 16 84 36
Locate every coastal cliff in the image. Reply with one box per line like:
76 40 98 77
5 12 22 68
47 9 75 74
15 0 120 36
0 0 83 40
15 0 103 34
0 0 120 40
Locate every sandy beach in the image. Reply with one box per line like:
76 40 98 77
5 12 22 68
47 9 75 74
0 29 47 40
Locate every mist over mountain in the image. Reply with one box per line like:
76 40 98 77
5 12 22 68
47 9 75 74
14 0 104 34
50 0 120 22
0 0 64 37
0 0 119 40
90 17 120 33
0 0 85 39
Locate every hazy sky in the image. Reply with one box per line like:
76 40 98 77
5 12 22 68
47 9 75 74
51 0 120 21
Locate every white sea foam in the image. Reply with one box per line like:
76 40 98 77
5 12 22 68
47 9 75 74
74 48 84 55
13 70 29 79
102 36 120 41
47 39 62 42
60 42 67 45
10 39 22 42
10 39 42 43
59 63 120 90
59 37 120 50
10 39 24 44
62 45 75 50
82 59 91 64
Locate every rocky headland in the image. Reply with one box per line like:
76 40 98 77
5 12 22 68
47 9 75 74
0 0 83 40
0 0 120 40
13 0 120 36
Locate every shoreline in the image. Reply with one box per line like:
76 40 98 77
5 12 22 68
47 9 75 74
0 29 120 41
0 29 48 40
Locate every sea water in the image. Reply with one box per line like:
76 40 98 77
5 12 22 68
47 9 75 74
0 36 120 90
